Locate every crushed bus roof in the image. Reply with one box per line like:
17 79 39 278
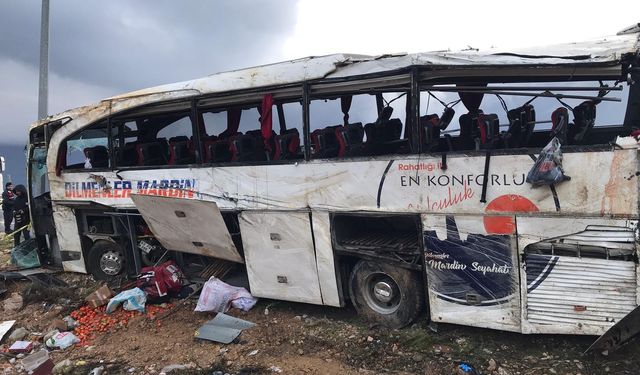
31 26 639 130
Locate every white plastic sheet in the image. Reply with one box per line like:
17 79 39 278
195 277 257 313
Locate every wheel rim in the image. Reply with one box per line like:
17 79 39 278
363 272 401 314
99 250 123 276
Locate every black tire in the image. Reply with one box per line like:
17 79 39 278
349 260 424 328
88 240 125 281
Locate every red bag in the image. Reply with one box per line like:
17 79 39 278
136 260 185 301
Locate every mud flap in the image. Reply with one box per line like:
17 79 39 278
586 305 640 355
130 195 243 263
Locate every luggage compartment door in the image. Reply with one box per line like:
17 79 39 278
518 217 638 335
239 211 323 304
423 214 521 331
130 195 243 263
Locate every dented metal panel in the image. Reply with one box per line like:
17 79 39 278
519 219 638 335
239 211 323 305
130 194 243 263
524 255 636 335
52 203 87 273
311 211 342 307
51 149 640 219
422 214 521 331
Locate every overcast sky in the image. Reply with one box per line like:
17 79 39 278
0 0 639 146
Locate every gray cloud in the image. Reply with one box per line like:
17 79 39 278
1 1 297 89
0 0 298 145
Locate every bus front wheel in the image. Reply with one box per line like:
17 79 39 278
88 241 125 280
349 260 424 328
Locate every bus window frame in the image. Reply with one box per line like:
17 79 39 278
108 99 199 171
58 119 113 174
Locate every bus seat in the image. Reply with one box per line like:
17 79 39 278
458 112 481 149
311 125 342 158
570 101 596 143
273 128 301 160
363 107 403 155
477 113 500 147
83 146 109 168
119 141 140 166
550 107 570 143
337 122 364 157
506 104 536 148
206 139 233 163
168 136 195 165
202 135 218 163
230 131 267 162
420 114 441 152
136 139 169 166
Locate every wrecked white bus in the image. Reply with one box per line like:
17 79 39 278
25 24 640 336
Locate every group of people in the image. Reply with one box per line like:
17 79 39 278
2 182 31 246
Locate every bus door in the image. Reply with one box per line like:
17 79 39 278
422 214 521 332
28 145 58 263
517 217 638 335
130 194 244 263
238 211 325 305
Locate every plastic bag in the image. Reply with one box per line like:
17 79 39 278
45 331 79 349
526 137 570 187
195 277 257 313
106 287 146 313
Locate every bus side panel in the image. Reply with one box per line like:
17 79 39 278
239 211 324 305
422 214 521 332
311 211 342 307
518 217 638 335
52 203 87 273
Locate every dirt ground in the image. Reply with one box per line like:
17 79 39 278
1 235 639 375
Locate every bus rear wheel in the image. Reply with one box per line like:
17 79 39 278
349 260 424 328
88 241 125 280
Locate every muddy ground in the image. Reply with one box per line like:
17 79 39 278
1 235 639 375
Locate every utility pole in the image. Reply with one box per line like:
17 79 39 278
38 0 50 119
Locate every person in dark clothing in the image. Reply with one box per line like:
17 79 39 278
12 184 30 246
2 182 15 234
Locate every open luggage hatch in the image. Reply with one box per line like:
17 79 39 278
130 194 243 263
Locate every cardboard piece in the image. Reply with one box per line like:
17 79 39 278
85 285 114 307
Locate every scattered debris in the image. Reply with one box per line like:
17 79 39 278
457 362 480 374
85 285 114 307
45 331 80 350
8 326 28 342
62 315 78 329
71 304 171 345
106 287 147 313
52 359 74 374
2 292 23 312
8 340 33 353
195 313 255 344
195 277 257 313
159 364 189 374
0 320 16 342
10 238 40 269
137 260 186 302
21 349 53 374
